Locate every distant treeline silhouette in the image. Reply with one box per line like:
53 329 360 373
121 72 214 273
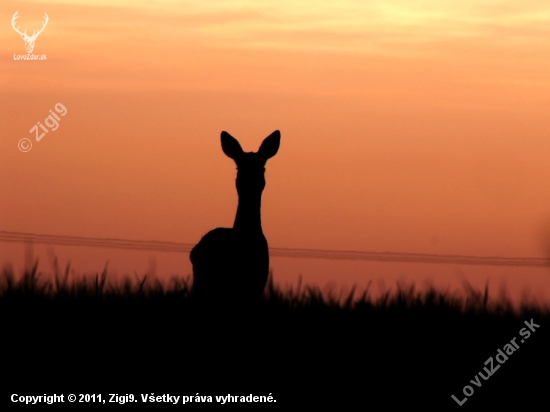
1 230 550 268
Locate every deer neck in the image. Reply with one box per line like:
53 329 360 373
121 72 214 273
233 192 263 235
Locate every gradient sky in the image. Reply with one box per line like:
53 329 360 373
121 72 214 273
2 0 550 303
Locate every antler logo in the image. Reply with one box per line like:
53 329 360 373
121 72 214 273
11 11 49 54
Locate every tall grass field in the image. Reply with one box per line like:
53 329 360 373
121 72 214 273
2 261 549 408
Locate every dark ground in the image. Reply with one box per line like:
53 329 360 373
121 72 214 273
1 264 549 409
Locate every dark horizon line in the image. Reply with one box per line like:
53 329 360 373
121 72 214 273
1 230 549 268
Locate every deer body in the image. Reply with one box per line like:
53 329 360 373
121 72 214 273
190 131 280 300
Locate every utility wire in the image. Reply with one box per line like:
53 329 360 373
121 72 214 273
1 230 549 268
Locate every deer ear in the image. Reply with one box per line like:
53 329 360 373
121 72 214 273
258 130 280 160
221 131 243 160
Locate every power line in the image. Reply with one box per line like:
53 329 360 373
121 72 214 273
0 231 192 253
1 230 549 268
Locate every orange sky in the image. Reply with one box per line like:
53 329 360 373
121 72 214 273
2 0 550 304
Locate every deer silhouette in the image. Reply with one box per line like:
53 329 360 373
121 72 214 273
190 130 281 301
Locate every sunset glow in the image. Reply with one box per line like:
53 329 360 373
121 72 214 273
2 0 550 303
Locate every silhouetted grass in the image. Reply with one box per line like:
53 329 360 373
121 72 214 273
1 261 549 408
0 261 540 309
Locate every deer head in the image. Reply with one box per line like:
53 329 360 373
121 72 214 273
221 130 281 197
11 11 49 54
